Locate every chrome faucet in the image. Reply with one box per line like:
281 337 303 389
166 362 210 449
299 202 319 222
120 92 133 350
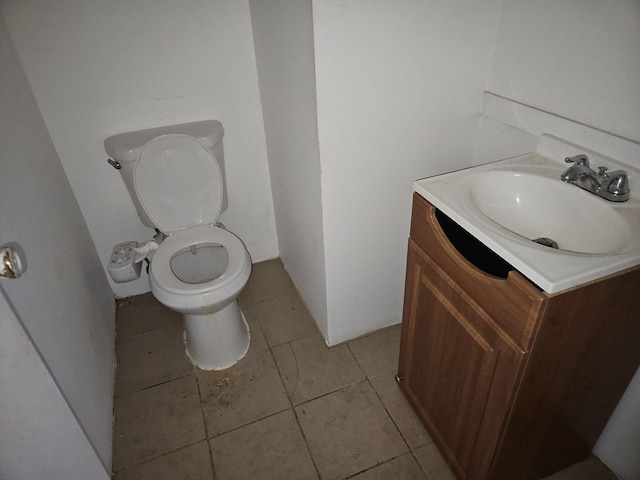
560 154 630 202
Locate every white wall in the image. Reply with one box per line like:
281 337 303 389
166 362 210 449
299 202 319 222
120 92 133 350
1 0 279 298
0 18 114 476
474 93 640 169
313 0 502 344
477 0 640 167
249 0 328 337
595 368 640 480
487 0 640 143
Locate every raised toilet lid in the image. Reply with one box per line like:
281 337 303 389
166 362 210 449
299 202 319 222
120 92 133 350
134 134 223 234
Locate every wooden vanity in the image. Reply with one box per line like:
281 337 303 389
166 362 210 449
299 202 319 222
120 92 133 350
397 193 640 480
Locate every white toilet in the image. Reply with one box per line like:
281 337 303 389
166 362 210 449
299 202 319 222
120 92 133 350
104 120 251 370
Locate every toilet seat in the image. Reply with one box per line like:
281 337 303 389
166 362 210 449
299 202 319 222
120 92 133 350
134 133 250 302
150 225 247 295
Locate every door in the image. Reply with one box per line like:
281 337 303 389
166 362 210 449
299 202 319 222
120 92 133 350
0 20 114 477
0 290 111 480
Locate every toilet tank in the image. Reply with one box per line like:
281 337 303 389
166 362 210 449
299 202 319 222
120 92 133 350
104 120 227 229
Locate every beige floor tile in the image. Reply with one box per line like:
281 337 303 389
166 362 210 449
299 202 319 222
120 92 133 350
273 333 365 404
369 372 430 449
115 323 194 396
114 441 213 480
295 381 407 480
198 349 290 436
241 305 269 355
351 453 427 480
348 324 402 377
111 261 460 480
255 293 318 346
210 410 318 480
113 376 206 471
237 285 252 308
245 259 295 303
116 293 181 341
413 443 456 480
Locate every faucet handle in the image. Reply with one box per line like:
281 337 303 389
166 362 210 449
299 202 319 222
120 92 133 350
565 154 590 167
608 171 630 196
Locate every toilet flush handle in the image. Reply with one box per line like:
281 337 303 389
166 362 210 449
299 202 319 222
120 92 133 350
107 158 121 170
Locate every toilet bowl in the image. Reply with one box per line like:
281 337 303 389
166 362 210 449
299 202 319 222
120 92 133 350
149 225 251 370
105 121 251 370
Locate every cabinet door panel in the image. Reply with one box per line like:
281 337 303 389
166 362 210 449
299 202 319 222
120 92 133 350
408 271 498 475
399 242 526 480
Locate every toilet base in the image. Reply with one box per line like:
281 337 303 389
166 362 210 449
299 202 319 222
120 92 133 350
183 300 250 371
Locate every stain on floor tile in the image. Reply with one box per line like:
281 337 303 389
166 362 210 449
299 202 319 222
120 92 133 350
197 349 290 436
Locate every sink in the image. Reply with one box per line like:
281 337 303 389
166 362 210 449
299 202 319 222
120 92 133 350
468 171 632 254
413 134 640 293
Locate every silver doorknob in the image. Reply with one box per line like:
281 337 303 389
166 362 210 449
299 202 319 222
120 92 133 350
1 244 26 279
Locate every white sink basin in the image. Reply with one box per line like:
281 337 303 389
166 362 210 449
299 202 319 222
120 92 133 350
414 135 640 293
469 171 632 255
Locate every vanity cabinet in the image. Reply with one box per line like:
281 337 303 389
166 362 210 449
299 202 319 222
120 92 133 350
398 193 640 480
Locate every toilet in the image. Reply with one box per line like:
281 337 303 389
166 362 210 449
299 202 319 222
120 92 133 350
104 120 251 370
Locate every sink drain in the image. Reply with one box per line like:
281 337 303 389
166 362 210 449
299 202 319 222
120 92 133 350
532 237 559 249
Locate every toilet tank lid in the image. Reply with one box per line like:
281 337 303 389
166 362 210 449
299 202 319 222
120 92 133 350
104 120 224 162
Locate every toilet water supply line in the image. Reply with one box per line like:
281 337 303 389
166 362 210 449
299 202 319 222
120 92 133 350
133 240 159 263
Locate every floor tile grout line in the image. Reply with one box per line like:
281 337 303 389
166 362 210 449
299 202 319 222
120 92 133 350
204 404 293 440
366 375 410 448
330 325 429 477
288 377 374 409
366 376 432 480
290 406 323 480
267 338 322 480
111 438 208 475
114 322 180 344
194 374 218 480
114 370 196 399
339 451 422 480
245 280 298 307
345 341 368 379
265 331 318 350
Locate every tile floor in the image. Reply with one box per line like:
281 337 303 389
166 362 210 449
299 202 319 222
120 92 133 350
111 259 617 480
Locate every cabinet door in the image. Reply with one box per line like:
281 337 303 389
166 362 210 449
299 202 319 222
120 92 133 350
399 242 524 480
